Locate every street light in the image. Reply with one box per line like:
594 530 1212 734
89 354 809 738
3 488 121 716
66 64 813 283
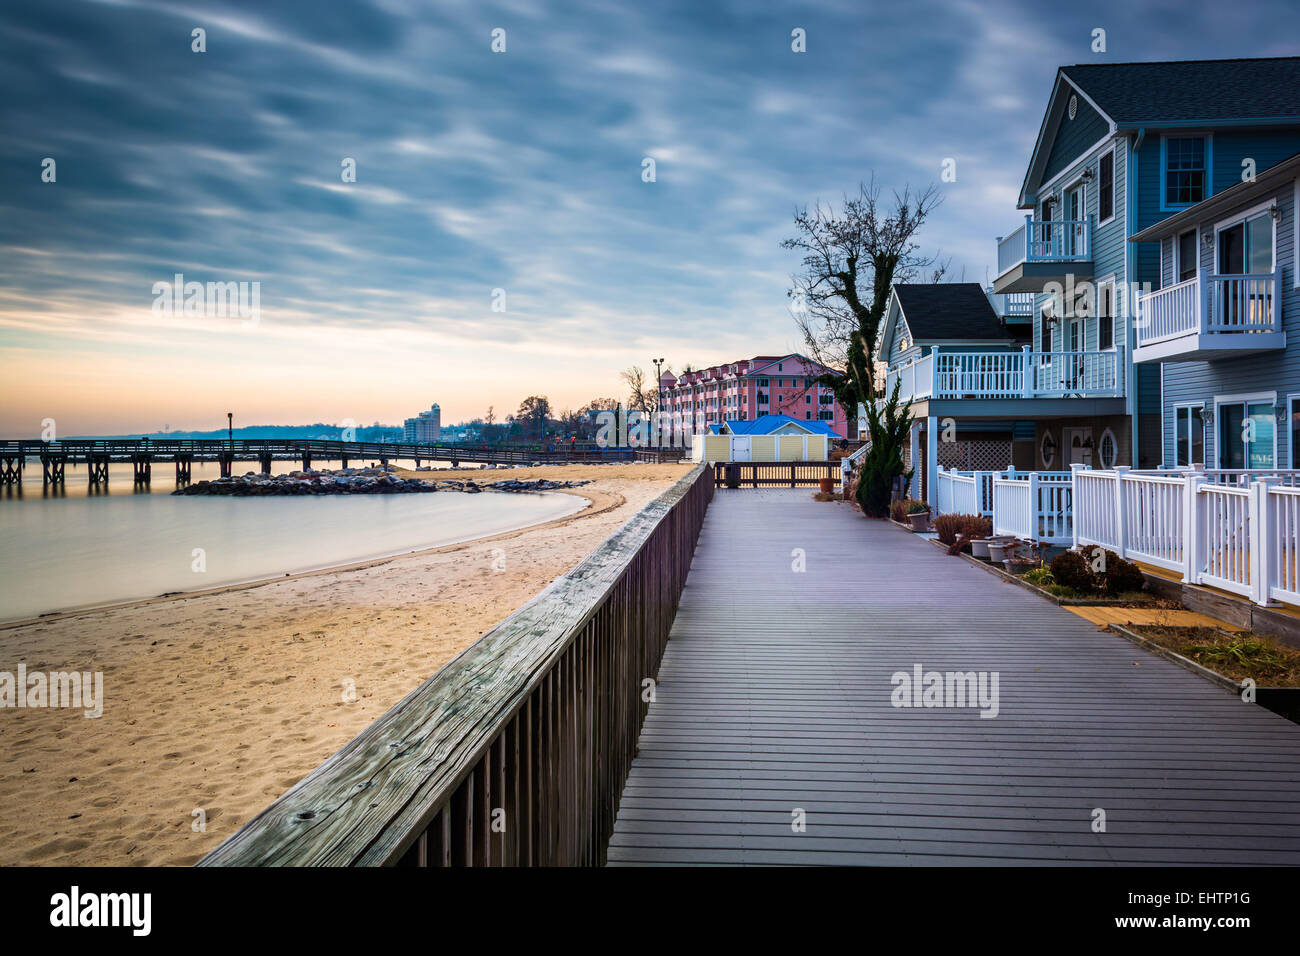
226 412 233 444
651 358 665 450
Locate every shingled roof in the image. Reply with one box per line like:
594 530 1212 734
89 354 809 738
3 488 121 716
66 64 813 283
892 283 1014 342
1060 57 1300 126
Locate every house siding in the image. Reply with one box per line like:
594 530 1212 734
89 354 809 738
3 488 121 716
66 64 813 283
1042 90 1109 184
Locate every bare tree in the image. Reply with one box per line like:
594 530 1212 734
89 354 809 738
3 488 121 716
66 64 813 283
784 178 944 409
620 366 656 415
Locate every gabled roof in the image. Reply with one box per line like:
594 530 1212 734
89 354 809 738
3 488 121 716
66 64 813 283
1019 57 1300 208
1130 150 1300 242
1061 57 1300 127
878 284 1015 358
708 414 840 437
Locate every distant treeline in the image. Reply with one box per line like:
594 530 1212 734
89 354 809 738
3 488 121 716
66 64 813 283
70 424 405 442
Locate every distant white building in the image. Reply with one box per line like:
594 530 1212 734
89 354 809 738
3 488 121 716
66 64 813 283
403 403 442 443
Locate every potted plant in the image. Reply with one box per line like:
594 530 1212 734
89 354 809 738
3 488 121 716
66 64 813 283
906 500 931 531
819 476 835 494
987 537 1019 562
970 537 991 559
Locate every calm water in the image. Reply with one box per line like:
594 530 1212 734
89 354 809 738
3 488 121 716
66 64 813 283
0 462 584 621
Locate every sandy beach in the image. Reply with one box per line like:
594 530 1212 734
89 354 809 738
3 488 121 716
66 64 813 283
0 462 691 866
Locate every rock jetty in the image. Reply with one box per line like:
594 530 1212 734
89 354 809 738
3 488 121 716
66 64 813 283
172 470 593 497
173 468 436 496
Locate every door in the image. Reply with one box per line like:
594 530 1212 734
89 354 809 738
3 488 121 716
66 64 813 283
1066 185 1086 256
1217 401 1274 470
1064 427 1093 466
1217 213 1275 326
731 436 751 462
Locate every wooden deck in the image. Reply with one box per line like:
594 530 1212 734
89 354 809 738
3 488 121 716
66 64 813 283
609 490 1300 865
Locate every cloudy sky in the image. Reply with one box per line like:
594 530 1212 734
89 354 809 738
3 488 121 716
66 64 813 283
2 0 1297 434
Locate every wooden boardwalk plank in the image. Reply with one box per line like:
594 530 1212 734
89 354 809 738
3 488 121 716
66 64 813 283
608 490 1300 866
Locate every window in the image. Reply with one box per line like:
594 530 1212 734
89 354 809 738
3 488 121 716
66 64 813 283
1098 428 1119 469
819 411 834 421
1040 308 1054 353
1165 137 1206 207
1098 280 1115 350
1217 210 1274 275
1292 397 1300 467
1174 406 1205 466
1040 431 1057 468
805 412 812 420
1098 151 1114 223
757 378 768 386
1177 230 1197 283
1217 399 1274 469
804 394 811 404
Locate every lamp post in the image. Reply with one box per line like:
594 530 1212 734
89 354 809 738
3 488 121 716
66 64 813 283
652 357 665 449
226 412 233 446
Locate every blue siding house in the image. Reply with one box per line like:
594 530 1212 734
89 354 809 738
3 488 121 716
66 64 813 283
977 56 1300 486
1132 150 1300 469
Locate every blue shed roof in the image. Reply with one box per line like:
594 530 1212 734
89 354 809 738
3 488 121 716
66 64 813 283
708 415 841 437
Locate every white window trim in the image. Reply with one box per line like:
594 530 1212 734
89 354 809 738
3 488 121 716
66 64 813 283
1173 227 1200 284
1065 179 1087 224
1213 391 1278 469
1096 146 1117 227
1098 427 1119 468
1096 275 1118 350
1172 402 1207 467
1212 197 1278 275
1040 429 1057 469
1289 393 1300 467
1294 179 1299 289
1160 133 1214 213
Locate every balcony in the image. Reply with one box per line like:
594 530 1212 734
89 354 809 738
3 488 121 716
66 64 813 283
885 346 1124 404
1133 269 1285 363
993 216 1093 294
986 291 1035 323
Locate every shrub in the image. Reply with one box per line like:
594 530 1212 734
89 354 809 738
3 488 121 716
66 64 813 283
890 498 924 523
1098 550 1145 595
906 499 931 515
934 513 992 545
1023 567 1055 588
1050 550 1097 594
857 380 914 518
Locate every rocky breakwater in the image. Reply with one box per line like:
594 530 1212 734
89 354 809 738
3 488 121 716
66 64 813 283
484 478 592 492
173 467 435 496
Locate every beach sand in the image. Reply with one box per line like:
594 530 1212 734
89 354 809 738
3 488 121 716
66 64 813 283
0 462 692 866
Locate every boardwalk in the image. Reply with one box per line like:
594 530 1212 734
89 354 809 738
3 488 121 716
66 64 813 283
609 490 1300 865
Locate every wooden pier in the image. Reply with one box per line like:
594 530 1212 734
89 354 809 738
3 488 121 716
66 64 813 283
0 438 684 487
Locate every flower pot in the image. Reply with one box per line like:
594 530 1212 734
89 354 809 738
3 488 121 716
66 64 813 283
908 511 930 532
987 539 1018 562
819 476 835 494
970 538 990 559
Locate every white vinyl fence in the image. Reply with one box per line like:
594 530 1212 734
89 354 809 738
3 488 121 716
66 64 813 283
1071 465 1300 607
935 467 1073 544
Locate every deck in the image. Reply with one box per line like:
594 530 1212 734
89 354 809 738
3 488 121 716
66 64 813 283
608 490 1300 865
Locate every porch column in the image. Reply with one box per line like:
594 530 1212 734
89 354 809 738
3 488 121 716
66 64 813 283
1112 465 1131 560
909 420 921 496
1020 345 1033 398
925 415 938 508
1251 477 1279 606
1069 463 1087 550
1182 469 1204 584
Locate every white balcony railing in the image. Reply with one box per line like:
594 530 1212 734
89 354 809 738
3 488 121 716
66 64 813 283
996 216 1092 276
1137 269 1281 347
885 346 1123 402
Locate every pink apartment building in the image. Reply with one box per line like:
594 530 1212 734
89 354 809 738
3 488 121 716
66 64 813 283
658 353 850 439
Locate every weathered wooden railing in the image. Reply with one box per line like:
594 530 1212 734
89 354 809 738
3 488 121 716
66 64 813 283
713 461 840 488
199 464 713 866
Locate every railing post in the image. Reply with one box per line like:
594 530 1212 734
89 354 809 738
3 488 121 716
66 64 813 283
1112 465 1130 559
1020 345 1033 398
1251 477 1278 606
1200 268 1212 333
1027 471 1040 541
973 470 988 517
1069 463 1087 550
1024 213 1033 261
1183 470 1204 584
